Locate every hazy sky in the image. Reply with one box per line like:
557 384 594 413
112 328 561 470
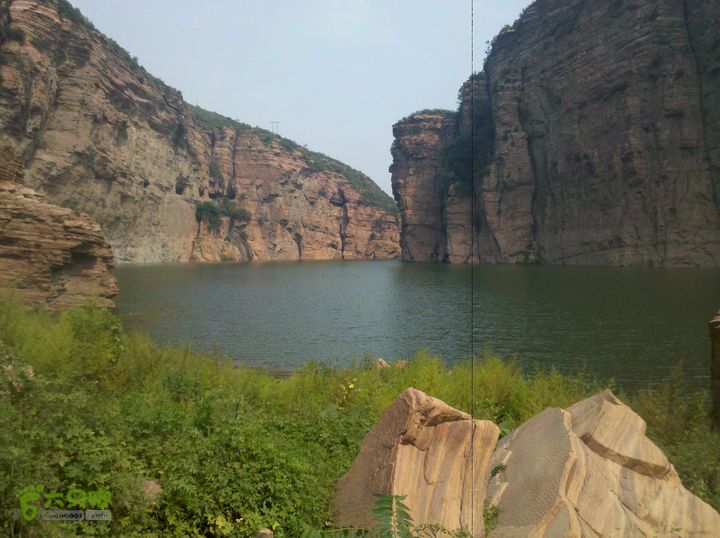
72 1 531 195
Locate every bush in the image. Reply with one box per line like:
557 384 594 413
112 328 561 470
195 201 222 233
0 25 24 44
196 200 250 234
439 97 495 196
209 159 223 181
187 104 398 216
0 300 716 536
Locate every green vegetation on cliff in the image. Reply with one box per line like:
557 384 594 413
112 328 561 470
195 200 250 233
188 104 398 215
42 0 398 218
0 299 717 537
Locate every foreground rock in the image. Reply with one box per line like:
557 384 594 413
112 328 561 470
336 388 720 537
0 161 117 309
0 0 399 263
334 388 499 533
488 390 719 537
391 0 720 266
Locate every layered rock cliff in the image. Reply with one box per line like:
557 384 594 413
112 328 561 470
391 0 720 266
0 0 399 263
0 148 117 308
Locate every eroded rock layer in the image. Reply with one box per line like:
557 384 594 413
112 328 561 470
0 0 399 262
333 388 499 534
391 0 720 266
0 150 117 308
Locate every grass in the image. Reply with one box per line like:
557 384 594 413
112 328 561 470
0 298 717 537
396 109 456 123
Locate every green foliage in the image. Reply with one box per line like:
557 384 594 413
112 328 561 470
482 504 500 532
440 97 495 197
51 0 96 29
301 150 398 214
0 24 24 43
373 495 415 538
47 0 179 99
195 200 250 233
303 495 469 537
220 199 250 222
0 300 717 537
209 159 223 181
187 104 398 215
397 109 455 124
490 464 506 478
187 104 256 133
195 201 222 233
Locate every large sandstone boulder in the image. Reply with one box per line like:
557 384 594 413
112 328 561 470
0 160 118 309
333 388 500 535
487 390 720 537
336 389 720 537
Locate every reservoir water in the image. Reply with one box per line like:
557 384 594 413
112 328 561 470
115 260 720 392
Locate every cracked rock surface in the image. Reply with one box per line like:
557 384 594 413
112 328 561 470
335 388 720 537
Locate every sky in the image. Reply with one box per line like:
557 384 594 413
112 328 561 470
71 1 532 195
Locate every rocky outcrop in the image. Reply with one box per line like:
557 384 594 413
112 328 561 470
390 113 455 262
711 310 720 426
333 388 499 533
0 0 399 263
391 0 720 267
335 388 720 537
0 149 117 308
488 390 720 536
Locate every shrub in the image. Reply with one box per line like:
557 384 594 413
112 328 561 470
439 97 495 196
196 200 250 234
187 104 398 215
0 300 715 537
0 25 24 44
209 159 223 181
195 201 222 232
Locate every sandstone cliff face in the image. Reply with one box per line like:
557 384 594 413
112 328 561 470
0 149 117 308
390 114 455 262
391 0 720 267
0 0 399 263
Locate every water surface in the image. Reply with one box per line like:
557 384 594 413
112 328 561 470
115 260 720 391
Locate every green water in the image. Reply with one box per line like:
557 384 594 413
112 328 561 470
115 260 720 392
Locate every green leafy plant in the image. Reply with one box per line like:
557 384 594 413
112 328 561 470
187 104 398 215
490 464 507 478
195 199 250 233
0 299 717 537
483 504 500 532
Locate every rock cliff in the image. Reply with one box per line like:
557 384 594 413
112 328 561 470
0 0 399 263
335 388 720 537
391 0 720 266
0 148 117 308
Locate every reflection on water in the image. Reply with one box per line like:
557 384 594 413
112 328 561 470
115 260 720 391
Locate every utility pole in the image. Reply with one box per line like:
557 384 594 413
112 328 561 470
270 121 280 135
